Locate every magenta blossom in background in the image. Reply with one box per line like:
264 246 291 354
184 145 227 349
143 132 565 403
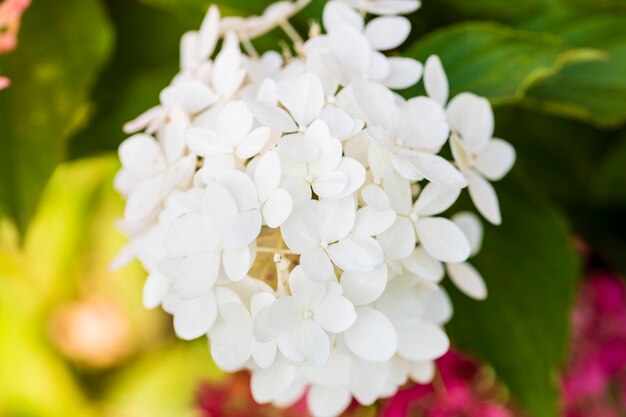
563 272 626 417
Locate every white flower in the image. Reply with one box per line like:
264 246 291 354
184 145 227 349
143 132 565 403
187 100 271 177
163 171 261 295
305 2 422 89
210 290 278 370
269 266 356 364
113 3 516 416
281 197 384 282
354 79 466 188
115 111 196 233
447 93 516 225
378 171 470 263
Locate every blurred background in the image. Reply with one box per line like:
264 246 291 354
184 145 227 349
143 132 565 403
1 0 625 416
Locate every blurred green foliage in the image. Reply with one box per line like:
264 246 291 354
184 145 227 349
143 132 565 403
1 0 625 416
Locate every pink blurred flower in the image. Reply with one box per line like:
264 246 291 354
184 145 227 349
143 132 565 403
0 0 31 89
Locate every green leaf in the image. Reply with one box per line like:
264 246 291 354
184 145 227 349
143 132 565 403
446 181 580 417
521 13 626 127
402 22 600 104
438 0 546 22
0 0 113 233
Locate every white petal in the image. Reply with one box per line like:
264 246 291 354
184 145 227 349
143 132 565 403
251 358 296 404
254 150 281 200
361 184 390 211
215 170 259 212
340 263 388 305
366 0 421 15
383 166 413 214
118 134 165 176
350 358 390 405
365 16 411 51
383 57 423 89
328 234 384 272
281 201 320 253
345 307 397 362
262 188 293 228
316 197 356 243
408 151 467 188
201 181 238 226
221 210 262 250
313 171 349 198
280 133 321 162
247 100 298 132
314 294 356 333
323 1 364 32
474 138 516 181
300 247 336 282
173 292 218 340
307 385 352 417
415 217 470 263
398 96 449 150
236 126 271 159
269 296 302 332
278 72 325 126
396 322 449 361
160 81 215 113
253 341 277 369
452 211 483 256
447 92 493 154
124 175 163 224
222 246 252 281
217 101 253 145
143 271 169 309
424 55 448 106
166 212 217 256
277 320 330 364
375 276 423 327
377 217 416 260
447 262 487 300
414 182 461 217
352 78 398 132
353 206 396 236
210 323 254 369
319 106 355 139
467 170 501 225
166 252 220 298
212 32 245 99
419 287 453 325
401 247 444 283
333 157 366 198
408 360 435 384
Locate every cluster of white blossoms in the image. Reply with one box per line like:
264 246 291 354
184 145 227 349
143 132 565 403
113 0 516 416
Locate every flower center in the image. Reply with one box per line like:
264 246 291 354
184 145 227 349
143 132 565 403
409 212 419 222
302 308 313 319
319 240 328 249
395 138 404 147
305 174 315 184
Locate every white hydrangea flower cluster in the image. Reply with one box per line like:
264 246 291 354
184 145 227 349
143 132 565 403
113 1 516 416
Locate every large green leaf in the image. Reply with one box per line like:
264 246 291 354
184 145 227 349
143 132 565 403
0 0 113 233
438 0 546 21
521 13 626 127
403 22 600 104
446 180 580 417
